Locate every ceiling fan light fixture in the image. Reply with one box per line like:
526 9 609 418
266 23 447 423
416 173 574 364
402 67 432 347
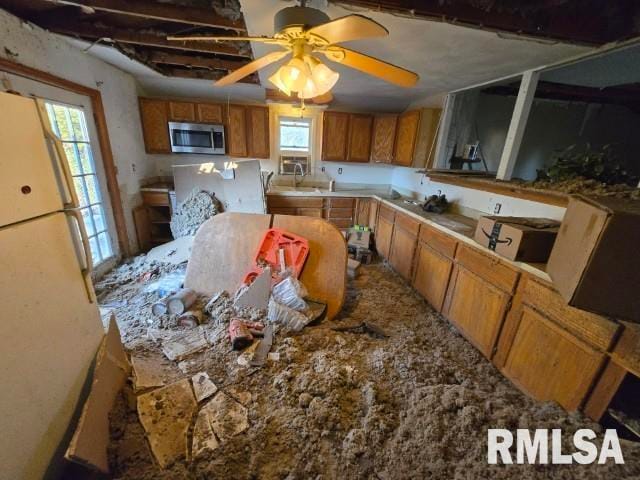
268 70 291 96
310 62 339 95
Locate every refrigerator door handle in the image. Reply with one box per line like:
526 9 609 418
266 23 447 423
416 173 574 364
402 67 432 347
65 208 95 303
35 99 79 210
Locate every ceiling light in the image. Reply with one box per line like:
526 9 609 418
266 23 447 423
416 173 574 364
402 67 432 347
269 54 339 100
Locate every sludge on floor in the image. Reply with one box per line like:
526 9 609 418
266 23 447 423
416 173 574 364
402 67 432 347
102 261 640 479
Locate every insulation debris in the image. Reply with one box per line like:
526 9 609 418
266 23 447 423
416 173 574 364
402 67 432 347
170 189 220 238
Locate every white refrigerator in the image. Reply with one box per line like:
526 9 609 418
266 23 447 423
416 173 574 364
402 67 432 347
0 92 105 480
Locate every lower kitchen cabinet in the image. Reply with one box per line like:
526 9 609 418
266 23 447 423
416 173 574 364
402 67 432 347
388 213 419 281
443 245 519 358
375 204 395 259
501 306 605 411
412 243 454 312
412 225 458 312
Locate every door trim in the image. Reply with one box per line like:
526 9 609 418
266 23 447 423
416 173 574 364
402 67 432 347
0 57 130 256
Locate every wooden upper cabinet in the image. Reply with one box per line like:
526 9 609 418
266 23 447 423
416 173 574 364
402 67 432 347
347 114 373 162
196 103 223 123
371 115 397 163
139 98 170 154
246 106 270 158
322 111 349 161
393 110 421 166
168 101 196 122
226 105 248 157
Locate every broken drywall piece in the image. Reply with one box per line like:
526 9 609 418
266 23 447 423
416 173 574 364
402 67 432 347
226 386 252 406
191 408 220 460
162 327 208 361
65 315 130 473
146 236 194 265
234 267 271 311
200 392 249 442
137 378 197 469
131 355 166 392
191 372 218 402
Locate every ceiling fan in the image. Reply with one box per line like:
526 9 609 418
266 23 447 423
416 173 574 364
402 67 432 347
167 1 419 99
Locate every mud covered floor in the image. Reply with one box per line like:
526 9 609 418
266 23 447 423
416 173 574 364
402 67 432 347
105 262 640 479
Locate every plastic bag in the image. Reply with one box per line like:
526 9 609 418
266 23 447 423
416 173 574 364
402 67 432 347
272 276 308 312
144 271 185 296
267 298 310 332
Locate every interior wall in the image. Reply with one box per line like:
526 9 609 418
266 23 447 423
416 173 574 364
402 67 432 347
0 9 151 254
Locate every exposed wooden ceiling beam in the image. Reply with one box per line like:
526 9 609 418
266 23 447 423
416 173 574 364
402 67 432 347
40 22 252 58
163 67 259 84
148 51 247 72
42 0 246 32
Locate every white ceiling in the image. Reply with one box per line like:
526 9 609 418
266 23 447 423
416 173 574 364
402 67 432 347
73 0 591 111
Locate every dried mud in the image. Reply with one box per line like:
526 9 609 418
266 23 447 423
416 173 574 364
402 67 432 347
105 262 640 479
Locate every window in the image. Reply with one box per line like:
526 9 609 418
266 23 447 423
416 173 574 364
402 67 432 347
279 117 311 152
45 102 113 266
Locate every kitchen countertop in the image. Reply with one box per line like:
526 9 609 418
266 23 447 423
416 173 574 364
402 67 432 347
267 185 551 282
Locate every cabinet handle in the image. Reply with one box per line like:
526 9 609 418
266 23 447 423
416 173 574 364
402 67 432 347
35 99 79 209
65 208 95 303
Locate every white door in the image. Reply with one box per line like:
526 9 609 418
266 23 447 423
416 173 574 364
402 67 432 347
0 92 64 227
0 212 104 480
1 73 120 274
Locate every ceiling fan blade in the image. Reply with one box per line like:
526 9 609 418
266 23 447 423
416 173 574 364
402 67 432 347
322 47 418 88
215 50 289 87
306 15 388 44
168 35 285 46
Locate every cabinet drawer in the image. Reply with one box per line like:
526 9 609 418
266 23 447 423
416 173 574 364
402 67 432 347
329 218 352 229
520 275 619 352
394 212 420 236
379 204 396 222
327 208 353 219
297 208 323 218
270 207 296 215
142 191 170 207
419 224 457 259
455 244 519 293
328 197 355 208
267 196 324 208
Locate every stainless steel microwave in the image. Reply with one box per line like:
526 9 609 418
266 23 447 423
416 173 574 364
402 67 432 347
168 122 225 154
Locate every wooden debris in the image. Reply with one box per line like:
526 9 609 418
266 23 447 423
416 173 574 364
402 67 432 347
250 325 273 367
191 372 218 402
137 379 197 469
161 327 208 361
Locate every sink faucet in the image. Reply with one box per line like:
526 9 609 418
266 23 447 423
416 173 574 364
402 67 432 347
293 163 305 187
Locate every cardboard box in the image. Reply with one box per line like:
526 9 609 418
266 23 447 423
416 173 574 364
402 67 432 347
347 229 371 249
474 216 560 262
547 195 640 322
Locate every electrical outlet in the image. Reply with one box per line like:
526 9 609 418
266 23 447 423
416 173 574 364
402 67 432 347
321 166 325 172
338 167 343 174
494 202 502 214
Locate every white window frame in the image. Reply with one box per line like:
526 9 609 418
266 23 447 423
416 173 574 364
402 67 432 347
278 116 312 155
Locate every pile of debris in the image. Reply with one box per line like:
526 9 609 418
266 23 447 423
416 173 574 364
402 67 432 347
170 189 220 238
515 176 640 200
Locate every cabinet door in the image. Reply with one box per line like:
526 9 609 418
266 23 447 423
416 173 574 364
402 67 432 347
376 216 394 260
168 101 196 121
322 112 349 161
246 106 270 158
393 110 420 166
354 199 370 226
297 208 323 218
347 114 373 162
443 265 511 358
139 98 170 153
371 115 397 163
227 105 248 157
388 214 419 281
133 205 151 252
369 200 379 232
196 103 223 123
502 306 605 411
412 243 454 312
